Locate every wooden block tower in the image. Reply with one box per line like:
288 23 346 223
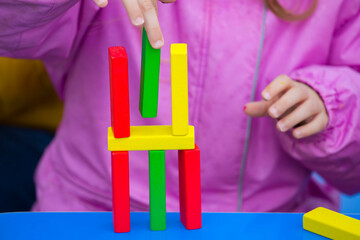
107 29 202 232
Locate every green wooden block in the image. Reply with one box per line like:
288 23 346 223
149 150 166 231
139 28 161 118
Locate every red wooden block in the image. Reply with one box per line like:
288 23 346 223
109 47 130 138
111 151 130 233
178 144 202 230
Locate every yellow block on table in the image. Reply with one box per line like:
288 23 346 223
170 44 189 136
108 125 195 151
303 207 360 239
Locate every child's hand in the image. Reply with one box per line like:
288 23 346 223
244 75 328 139
93 0 176 49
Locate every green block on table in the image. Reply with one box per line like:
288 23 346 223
149 150 166 231
139 28 161 118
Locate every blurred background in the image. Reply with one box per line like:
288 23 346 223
0 57 63 212
0 57 358 213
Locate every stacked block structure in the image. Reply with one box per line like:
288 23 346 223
107 30 202 233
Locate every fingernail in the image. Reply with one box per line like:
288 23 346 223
153 40 164 49
243 105 247 111
95 0 107 7
262 91 271 101
278 122 286 132
294 130 302 138
134 17 144 26
269 107 279 118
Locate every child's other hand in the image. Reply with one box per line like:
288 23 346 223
244 75 328 139
93 0 176 49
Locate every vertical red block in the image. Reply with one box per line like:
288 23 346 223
109 47 130 138
111 151 130 233
178 144 202 230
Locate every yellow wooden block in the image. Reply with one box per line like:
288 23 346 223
171 44 189 136
303 207 360 239
108 125 195 151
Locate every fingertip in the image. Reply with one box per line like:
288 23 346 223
152 39 164 49
268 107 279 118
293 129 303 139
262 91 271 101
243 104 251 116
277 121 287 132
94 0 108 8
244 103 261 117
133 17 144 26
160 0 176 3
144 26 164 49
245 101 269 117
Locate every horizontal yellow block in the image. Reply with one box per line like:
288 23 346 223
303 207 360 239
108 125 195 151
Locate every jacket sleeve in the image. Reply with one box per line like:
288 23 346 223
277 4 360 195
0 0 80 61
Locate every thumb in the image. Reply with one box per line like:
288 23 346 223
244 100 272 117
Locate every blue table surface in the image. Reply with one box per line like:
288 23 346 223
0 212 359 240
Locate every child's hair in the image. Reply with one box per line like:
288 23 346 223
265 0 318 21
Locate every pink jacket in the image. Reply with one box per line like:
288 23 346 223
1 0 360 212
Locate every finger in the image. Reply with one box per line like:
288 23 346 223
122 0 145 26
261 75 293 101
244 101 270 117
94 0 108 8
292 112 328 139
245 95 279 117
159 0 176 3
268 86 308 119
138 0 164 49
276 100 320 132
244 97 279 117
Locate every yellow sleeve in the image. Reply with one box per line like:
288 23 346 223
0 57 63 131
